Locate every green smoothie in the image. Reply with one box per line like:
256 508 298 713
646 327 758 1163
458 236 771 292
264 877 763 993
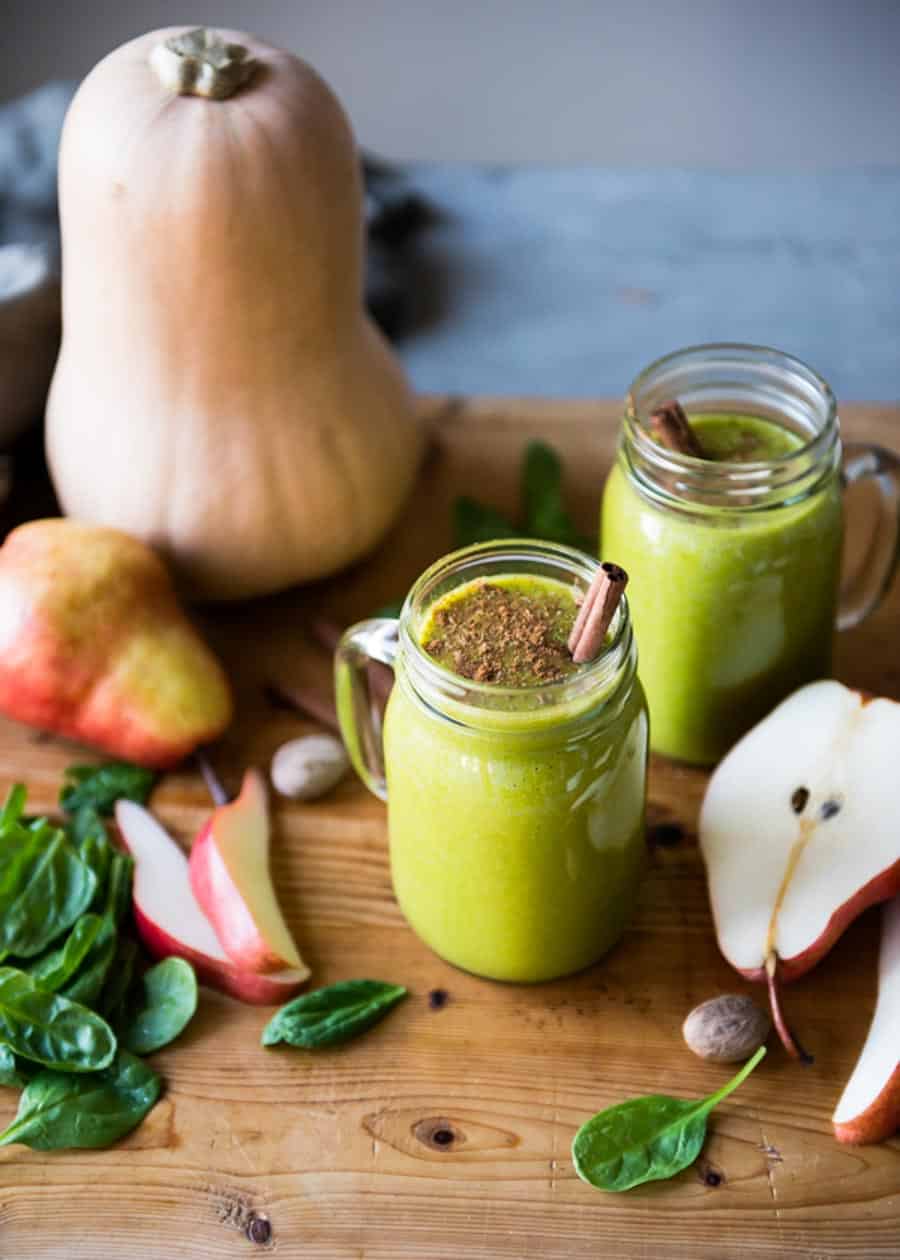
602 412 843 764
382 572 647 982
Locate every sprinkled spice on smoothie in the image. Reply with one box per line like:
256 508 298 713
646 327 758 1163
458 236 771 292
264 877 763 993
421 575 579 687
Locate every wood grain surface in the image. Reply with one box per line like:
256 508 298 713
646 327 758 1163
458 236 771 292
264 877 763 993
0 397 898 1260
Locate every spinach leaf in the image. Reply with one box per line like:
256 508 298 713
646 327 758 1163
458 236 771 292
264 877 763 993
0 791 96 958
121 958 197 1056
61 916 117 1008
59 763 156 819
372 598 405 620
452 443 593 553
572 1047 766 1192
103 851 135 926
522 441 593 553
0 1049 160 1150
0 1044 32 1089
0 966 116 1071
0 784 27 829
453 496 520 549
262 980 407 1050
99 937 139 1025
25 914 105 992
67 804 112 885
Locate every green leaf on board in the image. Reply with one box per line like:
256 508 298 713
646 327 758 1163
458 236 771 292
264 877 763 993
0 1050 160 1150
0 965 116 1072
453 497 520 548
262 980 407 1050
60 916 118 1008
521 441 593 552
121 958 197 1056
571 1047 767 1192
25 914 105 992
0 1043 32 1089
59 763 157 820
0 787 96 958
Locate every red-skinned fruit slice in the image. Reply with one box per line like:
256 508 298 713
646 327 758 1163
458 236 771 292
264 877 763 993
833 897 900 1144
189 768 308 975
700 681 900 1062
116 799 308 1005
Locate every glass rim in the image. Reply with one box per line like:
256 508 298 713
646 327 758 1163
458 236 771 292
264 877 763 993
622 342 840 511
396 538 636 723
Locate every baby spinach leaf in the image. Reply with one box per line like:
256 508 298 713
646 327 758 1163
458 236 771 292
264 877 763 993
454 497 520 549
99 937 139 1025
61 916 117 1008
572 1046 766 1192
0 798 96 958
262 980 407 1050
25 914 105 992
67 802 112 879
371 598 405 620
0 1043 32 1089
452 443 592 553
0 784 27 829
0 966 116 1071
66 801 108 851
59 762 156 819
522 441 593 553
121 958 197 1056
0 1049 160 1150
103 851 135 926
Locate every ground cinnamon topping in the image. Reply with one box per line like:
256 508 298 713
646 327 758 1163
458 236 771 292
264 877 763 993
423 581 577 687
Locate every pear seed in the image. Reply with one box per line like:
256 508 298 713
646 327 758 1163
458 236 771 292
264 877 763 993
683 994 771 1063
791 787 809 814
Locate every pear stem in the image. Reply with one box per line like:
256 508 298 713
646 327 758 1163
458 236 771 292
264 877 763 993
765 954 814 1065
195 749 229 807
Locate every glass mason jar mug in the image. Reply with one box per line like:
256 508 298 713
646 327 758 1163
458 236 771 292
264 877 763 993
601 343 900 766
335 540 649 983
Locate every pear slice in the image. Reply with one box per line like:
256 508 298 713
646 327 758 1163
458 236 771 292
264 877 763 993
700 680 900 1061
833 896 900 1144
189 769 308 976
117 800 308 1005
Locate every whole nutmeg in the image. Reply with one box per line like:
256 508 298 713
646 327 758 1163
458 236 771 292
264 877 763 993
270 734 349 801
683 994 771 1063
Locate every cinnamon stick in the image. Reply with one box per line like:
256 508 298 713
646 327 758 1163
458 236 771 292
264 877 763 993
568 563 628 664
264 682 340 733
649 400 705 458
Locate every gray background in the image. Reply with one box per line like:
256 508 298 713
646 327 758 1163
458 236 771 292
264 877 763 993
7 0 900 166
5 2 900 400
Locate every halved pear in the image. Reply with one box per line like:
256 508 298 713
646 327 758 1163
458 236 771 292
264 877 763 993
833 896 900 1144
700 680 900 1061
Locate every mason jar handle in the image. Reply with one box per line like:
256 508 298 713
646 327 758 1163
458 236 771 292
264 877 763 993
838 442 900 631
334 618 398 802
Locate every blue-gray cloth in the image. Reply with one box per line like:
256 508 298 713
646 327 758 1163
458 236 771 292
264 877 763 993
399 165 900 402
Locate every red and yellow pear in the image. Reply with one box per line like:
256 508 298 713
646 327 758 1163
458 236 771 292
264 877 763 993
0 519 232 767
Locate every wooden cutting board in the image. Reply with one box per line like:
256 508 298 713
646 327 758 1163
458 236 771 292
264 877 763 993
0 397 898 1260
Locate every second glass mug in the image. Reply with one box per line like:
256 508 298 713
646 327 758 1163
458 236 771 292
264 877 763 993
335 540 649 983
601 344 900 765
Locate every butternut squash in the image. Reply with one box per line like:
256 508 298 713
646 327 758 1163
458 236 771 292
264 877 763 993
47 27 423 600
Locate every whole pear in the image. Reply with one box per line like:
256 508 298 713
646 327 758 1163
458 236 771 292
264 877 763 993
0 519 232 766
